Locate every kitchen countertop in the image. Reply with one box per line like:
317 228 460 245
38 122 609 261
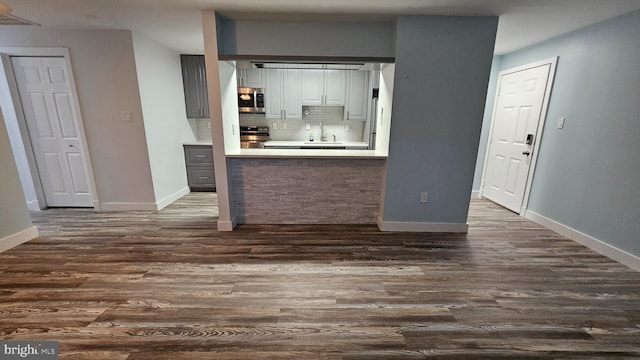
185 140 386 158
226 148 386 159
183 140 213 146
263 140 369 149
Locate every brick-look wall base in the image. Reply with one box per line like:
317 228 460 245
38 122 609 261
231 158 385 224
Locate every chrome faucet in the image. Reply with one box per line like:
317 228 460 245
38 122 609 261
332 134 336 142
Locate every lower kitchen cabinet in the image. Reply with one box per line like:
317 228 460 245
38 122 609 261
184 145 215 191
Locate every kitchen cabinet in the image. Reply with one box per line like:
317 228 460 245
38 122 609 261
183 145 215 191
265 69 302 119
237 68 265 88
345 70 370 121
301 69 346 106
180 55 209 118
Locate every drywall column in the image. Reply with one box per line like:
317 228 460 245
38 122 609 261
0 109 39 252
202 10 235 231
379 16 498 232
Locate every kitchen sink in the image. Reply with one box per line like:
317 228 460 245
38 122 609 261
304 141 342 145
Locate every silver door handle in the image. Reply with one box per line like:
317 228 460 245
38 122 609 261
522 151 531 156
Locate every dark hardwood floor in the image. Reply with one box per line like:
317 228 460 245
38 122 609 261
1 193 639 359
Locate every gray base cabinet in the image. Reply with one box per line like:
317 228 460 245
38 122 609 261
184 145 215 191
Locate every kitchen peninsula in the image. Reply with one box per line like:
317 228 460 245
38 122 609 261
211 59 395 228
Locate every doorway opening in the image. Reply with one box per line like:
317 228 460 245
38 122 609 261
480 57 557 214
1 48 98 211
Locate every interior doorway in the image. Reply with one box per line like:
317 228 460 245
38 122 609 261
0 48 98 209
481 58 557 214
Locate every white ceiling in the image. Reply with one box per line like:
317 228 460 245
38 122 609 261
3 0 640 55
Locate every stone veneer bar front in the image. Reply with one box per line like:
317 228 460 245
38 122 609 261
231 158 385 224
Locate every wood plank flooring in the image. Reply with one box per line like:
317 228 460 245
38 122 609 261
1 193 639 359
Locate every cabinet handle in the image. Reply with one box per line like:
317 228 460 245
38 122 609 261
195 155 207 158
198 176 210 179
283 109 287 118
347 110 350 119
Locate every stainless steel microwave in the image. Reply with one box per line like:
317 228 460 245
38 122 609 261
237 87 265 114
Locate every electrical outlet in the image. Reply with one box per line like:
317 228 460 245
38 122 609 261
420 192 429 203
345 124 350 131
272 122 278 130
120 111 132 122
306 123 311 130
557 117 565 129
282 122 288 130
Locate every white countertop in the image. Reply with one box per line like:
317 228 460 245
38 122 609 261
263 140 369 148
183 140 213 146
226 148 387 159
185 140 386 158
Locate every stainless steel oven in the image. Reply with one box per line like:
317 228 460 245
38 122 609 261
240 126 270 148
237 88 265 114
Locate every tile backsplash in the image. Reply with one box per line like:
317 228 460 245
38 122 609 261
240 106 365 142
194 118 212 141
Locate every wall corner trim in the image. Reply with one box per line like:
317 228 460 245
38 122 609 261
0 226 39 253
525 210 640 272
217 218 237 232
378 221 469 233
156 186 190 211
470 190 481 199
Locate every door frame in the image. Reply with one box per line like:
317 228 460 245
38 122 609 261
0 47 100 210
480 57 558 215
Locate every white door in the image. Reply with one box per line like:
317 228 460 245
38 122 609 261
12 56 94 207
483 63 552 213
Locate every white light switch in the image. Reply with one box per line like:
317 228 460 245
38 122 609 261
282 122 288 130
557 117 565 129
306 123 311 130
120 111 132 122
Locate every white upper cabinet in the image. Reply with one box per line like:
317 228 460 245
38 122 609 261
265 68 302 119
237 68 265 88
301 70 324 105
324 70 347 105
345 70 370 121
301 69 346 106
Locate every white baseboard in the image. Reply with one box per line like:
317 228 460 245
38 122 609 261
156 186 190 211
26 200 41 211
470 190 481 199
525 210 640 272
99 202 158 211
217 217 237 231
0 226 39 253
377 218 469 233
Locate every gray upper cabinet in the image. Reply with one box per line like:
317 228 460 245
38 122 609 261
181 55 209 118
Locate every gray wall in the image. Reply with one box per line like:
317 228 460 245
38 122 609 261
382 16 498 224
218 19 395 59
0 110 34 240
481 10 640 256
